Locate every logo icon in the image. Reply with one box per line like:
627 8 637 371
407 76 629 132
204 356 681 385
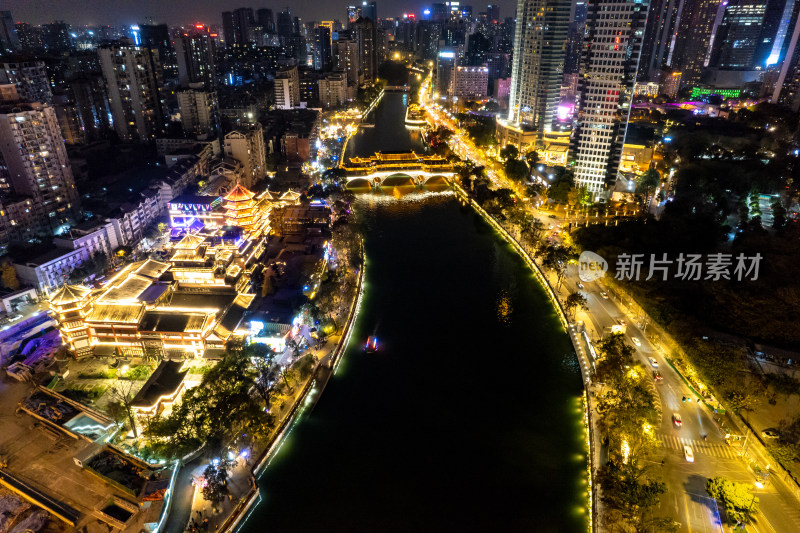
579 251 608 283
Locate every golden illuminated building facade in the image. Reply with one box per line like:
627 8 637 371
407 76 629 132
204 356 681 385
50 184 300 358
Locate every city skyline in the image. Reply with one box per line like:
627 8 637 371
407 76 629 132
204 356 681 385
2 0 516 26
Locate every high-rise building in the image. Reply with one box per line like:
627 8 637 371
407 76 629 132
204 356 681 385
314 27 334 71
772 5 800 107
431 3 450 21
67 74 112 143
354 17 379 83
765 0 800 66
318 72 348 108
139 23 176 80
277 11 295 38
177 84 219 136
638 0 682 80
0 61 53 104
222 8 254 46
15 23 44 52
0 11 19 52
274 66 301 109
175 34 217 89
0 101 81 233
707 0 791 70
224 125 266 187
361 1 378 21
415 21 442 58
572 0 649 196
42 21 71 52
564 1 588 75
257 9 276 33
452 65 489 97
234 7 255 45
435 49 458 97
487 4 501 23
669 0 722 86
222 11 235 46
98 42 165 141
507 0 571 135
348 6 361 24
334 38 361 87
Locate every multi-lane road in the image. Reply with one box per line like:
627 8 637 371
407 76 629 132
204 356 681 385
420 85 800 532
550 230 800 533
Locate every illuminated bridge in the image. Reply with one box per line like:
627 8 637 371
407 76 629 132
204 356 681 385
341 151 456 188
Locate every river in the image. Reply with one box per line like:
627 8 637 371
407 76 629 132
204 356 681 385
239 92 588 532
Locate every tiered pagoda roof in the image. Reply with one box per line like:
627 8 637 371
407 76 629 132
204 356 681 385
224 183 258 232
49 284 91 306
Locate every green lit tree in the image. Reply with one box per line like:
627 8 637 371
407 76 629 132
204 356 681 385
706 476 759 526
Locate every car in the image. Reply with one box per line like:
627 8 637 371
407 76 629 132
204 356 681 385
617 319 626 326
653 370 663 381
762 428 780 439
8 314 23 323
364 336 378 353
672 413 682 428
632 337 642 347
577 282 585 290
548 214 557 219
600 291 609 299
648 357 658 367
684 445 694 462
548 224 554 229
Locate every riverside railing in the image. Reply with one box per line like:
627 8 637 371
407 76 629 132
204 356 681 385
449 180 596 533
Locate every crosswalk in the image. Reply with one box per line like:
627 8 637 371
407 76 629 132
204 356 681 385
659 435 740 460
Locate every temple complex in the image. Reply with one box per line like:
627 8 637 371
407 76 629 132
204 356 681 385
49 185 301 359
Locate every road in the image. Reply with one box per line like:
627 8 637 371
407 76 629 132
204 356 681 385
419 80 800 533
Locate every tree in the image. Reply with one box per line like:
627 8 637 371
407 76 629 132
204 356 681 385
109 381 139 439
92 252 110 274
202 459 232 504
499 144 519 162
250 347 277 406
525 150 540 171
567 187 580 209
637 169 660 198
1 263 19 291
748 189 762 218
595 334 636 388
565 291 589 320
521 218 546 245
706 476 759 526
504 158 529 182
597 459 667 532
146 354 263 459
771 199 787 229
578 185 593 207
541 244 573 289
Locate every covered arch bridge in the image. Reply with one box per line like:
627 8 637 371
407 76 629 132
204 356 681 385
341 151 455 188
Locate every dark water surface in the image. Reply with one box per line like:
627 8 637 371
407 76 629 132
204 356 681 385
240 93 587 532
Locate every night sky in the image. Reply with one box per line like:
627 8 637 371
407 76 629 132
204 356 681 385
5 0 516 27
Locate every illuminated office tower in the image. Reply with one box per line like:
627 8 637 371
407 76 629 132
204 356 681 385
507 0 571 134
572 0 649 196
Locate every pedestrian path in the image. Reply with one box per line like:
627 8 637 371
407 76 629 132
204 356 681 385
659 435 739 460
643 373 663 424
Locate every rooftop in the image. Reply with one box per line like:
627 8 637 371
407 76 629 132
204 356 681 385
139 311 207 333
131 360 188 409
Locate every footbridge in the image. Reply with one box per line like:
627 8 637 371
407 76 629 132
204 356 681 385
341 151 456 188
